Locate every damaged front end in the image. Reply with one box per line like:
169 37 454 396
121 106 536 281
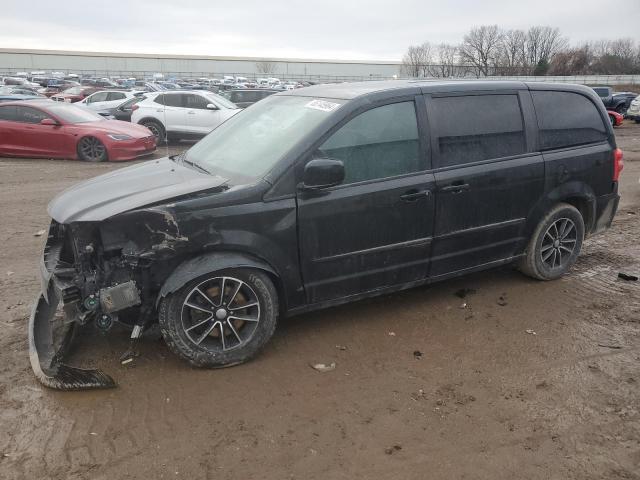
30 209 189 390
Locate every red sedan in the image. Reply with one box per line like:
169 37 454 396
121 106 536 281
51 86 102 103
607 109 623 127
0 100 156 162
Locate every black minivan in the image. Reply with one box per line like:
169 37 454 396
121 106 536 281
30 81 623 389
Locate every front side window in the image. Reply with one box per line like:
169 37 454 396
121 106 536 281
107 92 126 101
15 107 48 124
318 101 421 184
532 91 607 150
184 94 209 109
89 92 109 103
429 94 526 167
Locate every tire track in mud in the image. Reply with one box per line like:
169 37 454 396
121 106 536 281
563 214 640 317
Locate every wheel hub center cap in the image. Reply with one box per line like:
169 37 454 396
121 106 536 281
215 308 228 320
553 239 560 248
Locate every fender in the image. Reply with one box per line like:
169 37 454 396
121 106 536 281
156 251 279 306
524 180 597 239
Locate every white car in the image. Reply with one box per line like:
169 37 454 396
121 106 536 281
130 90 240 142
79 90 141 111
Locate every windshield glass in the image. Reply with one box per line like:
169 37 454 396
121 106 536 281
47 104 104 123
202 91 238 109
186 95 344 180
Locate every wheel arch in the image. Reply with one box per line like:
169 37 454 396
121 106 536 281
136 116 164 127
525 181 596 241
156 251 286 311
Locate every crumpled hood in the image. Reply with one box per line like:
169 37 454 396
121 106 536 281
49 157 228 223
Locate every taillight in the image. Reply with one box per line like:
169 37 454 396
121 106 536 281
613 148 624 182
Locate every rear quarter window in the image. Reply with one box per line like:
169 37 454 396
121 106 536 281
532 91 607 150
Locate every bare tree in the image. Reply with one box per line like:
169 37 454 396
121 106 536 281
497 29 527 74
459 25 503 76
548 44 591 75
401 43 433 77
255 60 277 74
432 43 458 77
525 26 567 73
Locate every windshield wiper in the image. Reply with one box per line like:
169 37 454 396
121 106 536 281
183 157 211 175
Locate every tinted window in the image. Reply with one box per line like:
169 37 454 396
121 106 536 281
163 94 183 107
107 92 126 101
532 91 607 150
430 95 526 167
184 94 209 109
119 96 143 111
318 101 421 184
0 105 17 121
592 88 609 98
15 106 48 124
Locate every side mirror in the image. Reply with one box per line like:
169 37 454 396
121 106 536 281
302 158 345 189
40 118 58 126
206 103 218 110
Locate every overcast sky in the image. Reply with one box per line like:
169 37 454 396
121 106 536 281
1 0 638 60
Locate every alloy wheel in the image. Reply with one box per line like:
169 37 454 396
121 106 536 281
181 276 261 351
540 217 577 270
79 137 106 161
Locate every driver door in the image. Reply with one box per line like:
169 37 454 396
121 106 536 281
296 98 436 303
184 93 221 135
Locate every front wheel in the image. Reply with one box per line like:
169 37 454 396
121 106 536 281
77 136 108 162
159 268 278 368
519 203 585 281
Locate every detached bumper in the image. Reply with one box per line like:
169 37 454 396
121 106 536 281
28 224 115 390
29 290 115 390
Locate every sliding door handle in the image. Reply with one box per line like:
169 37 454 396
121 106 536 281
440 183 470 193
400 190 431 202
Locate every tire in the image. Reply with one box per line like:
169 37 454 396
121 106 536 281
608 114 615 126
140 119 166 145
159 268 278 368
77 136 108 162
635 118 640 124
519 203 585 281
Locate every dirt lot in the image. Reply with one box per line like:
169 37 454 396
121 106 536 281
1 126 639 480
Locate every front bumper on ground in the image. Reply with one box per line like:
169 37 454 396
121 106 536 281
28 227 116 390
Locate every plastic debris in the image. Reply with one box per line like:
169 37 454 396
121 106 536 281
413 350 423 359
618 272 638 281
385 445 402 455
335 345 347 351
34 229 46 237
525 329 537 335
388 331 396 336
311 362 336 372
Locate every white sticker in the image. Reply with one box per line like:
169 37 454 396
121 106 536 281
305 99 341 112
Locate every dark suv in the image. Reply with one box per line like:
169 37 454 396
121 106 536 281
30 81 622 390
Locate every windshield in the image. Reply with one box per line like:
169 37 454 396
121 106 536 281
47 104 105 123
63 86 83 95
202 91 238 109
186 95 344 180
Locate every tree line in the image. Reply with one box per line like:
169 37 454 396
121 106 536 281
402 25 640 77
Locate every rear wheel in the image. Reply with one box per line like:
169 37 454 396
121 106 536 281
77 136 107 162
140 119 166 145
519 203 584 280
159 268 278 368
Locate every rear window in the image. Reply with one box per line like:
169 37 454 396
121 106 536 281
532 91 607 150
429 94 526 167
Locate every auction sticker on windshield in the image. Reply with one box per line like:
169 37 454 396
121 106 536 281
305 99 341 112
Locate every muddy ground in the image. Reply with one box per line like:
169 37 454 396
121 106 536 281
0 126 639 480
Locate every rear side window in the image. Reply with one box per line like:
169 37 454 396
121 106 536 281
154 94 183 107
318 101 421 184
532 91 607 151
107 92 126 101
184 94 209 109
429 94 526 167
0 105 17 121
